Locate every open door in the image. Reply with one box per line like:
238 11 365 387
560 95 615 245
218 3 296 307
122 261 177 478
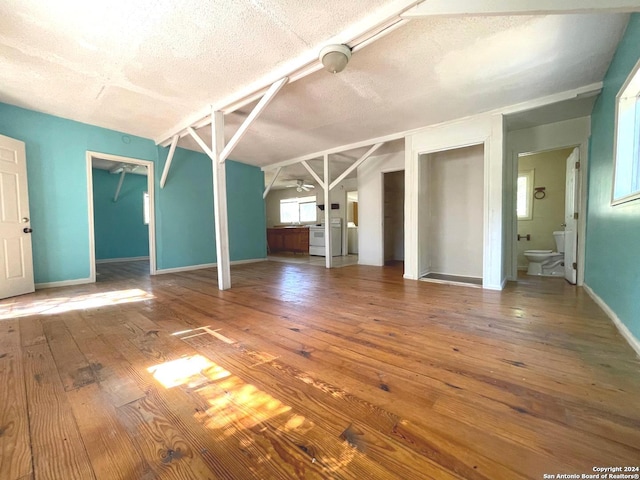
0 134 35 298
564 147 579 284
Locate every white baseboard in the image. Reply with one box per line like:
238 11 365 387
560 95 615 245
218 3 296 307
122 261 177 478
583 283 640 358
231 258 267 266
155 257 266 275
35 277 94 289
96 256 149 264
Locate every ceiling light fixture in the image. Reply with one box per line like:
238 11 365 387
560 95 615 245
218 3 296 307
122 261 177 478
319 44 352 74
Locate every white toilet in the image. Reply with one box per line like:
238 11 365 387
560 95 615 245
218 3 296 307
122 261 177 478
524 231 565 276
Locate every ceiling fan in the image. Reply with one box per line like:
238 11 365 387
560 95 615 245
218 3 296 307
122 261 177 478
287 179 315 192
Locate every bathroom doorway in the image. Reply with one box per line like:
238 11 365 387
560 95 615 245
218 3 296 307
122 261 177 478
516 146 579 284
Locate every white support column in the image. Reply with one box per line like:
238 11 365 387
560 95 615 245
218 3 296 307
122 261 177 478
323 154 332 268
301 160 325 188
160 135 178 189
211 110 231 290
263 167 282 199
113 170 126 202
220 77 288 163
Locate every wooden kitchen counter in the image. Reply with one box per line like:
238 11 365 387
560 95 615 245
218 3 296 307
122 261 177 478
267 227 309 254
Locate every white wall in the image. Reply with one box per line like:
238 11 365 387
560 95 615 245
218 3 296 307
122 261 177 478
406 113 504 289
426 145 484 277
358 151 404 266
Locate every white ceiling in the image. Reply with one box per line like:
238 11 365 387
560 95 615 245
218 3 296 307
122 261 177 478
0 2 631 176
92 158 148 176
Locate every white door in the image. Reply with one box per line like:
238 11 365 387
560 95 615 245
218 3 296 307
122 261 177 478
564 147 580 284
0 134 34 298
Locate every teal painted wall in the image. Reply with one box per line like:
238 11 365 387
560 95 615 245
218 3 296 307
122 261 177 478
585 14 640 339
154 146 216 270
0 103 266 283
92 169 149 260
227 160 267 261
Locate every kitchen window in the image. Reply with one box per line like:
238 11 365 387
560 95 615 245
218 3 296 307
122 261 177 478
280 196 316 223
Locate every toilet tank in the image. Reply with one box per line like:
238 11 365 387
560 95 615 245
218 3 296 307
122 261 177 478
553 231 565 253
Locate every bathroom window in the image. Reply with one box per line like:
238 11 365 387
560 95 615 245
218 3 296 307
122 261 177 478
612 57 640 205
280 196 316 223
517 170 534 220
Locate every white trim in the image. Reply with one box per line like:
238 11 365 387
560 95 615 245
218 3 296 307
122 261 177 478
583 284 640 358
36 277 93 289
155 258 266 275
95 256 150 264
87 152 157 280
401 0 640 18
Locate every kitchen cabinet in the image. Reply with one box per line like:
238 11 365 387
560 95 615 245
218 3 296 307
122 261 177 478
267 227 309 254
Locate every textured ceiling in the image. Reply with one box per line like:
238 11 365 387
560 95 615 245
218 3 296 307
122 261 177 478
0 2 630 175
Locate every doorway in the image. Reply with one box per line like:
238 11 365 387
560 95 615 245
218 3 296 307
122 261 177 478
418 145 484 286
383 170 404 266
86 152 156 282
516 146 579 284
346 190 359 256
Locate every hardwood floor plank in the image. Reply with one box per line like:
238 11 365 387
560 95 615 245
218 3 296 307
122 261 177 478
42 319 96 392
22 343 96 480
66 383 151 480
0 320 32 480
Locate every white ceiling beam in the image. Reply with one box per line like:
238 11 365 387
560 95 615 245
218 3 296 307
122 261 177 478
301 161 325 189
329 143 384 190
401 0 640 17
263 81 604 171
186 127 214 159
160 135 178 189
263 167 282 199
113 170 126 202
155 0 422 147
219 77 288 164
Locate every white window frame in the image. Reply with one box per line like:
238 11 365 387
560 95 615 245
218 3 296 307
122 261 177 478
612 57 640 206
279 196 316 224
517 169 534 220
143 191 150 225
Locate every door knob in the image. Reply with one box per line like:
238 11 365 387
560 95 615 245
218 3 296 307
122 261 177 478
22 217 29 223
23 227 32 233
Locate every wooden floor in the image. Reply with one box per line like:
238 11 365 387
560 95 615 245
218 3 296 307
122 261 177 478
1 260 639 479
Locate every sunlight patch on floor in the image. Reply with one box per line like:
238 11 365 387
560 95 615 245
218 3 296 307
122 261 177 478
0 289 155 319
147 328 363 472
